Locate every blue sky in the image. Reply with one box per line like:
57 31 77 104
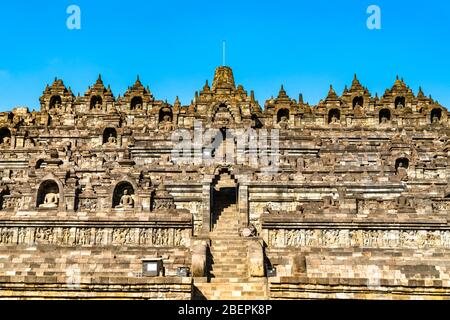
0 0 449 111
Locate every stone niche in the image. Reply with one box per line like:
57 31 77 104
36 179 62 209
112 181 136 209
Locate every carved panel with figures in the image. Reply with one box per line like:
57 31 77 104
268 228 450 249
0 226 190 247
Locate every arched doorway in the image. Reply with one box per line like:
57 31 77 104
90 95 103 110
395 157 409 170
130 96 143 111
276 108 289 123
395 96 405 109
352 96 364 109
103 127 117 144
206 128 237 165
112 181 135 208
159 106 173 123
36 180 60 208
0 128 11 146
379 108 391 123
49 95 62 109
211 168 238 230
430 108 442 123
212 103 234 124
328 108 340 124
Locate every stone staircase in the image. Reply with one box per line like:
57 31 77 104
194 201 268 300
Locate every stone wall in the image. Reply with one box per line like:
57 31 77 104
0 66 449 299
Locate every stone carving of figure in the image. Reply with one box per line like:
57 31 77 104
117 189 134 208
18 227 26 244
107 134 117 145
24 114 35 126
432 115 440 123
323 193 339 210
397 195 413 209
263 202 275 215
40 192 58 208
54 100 62 110
25 137 35 148
2 137 11 147
296 204 305 214
323 196 333 209
95 101 102 111
278 116 288 129
396 162 408 181
160 115 173 131
331 115 339 124
381 116 388 124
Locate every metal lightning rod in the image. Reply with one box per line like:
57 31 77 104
222 40 226 66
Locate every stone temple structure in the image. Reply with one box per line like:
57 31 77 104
0 66 449 299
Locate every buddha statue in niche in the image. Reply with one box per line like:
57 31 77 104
2 136 11 147
40 192 59 208
432 115 440 123
330 115 339 124
107 134 117 145
117 189 134 208
396 161 408 181
278 115 289 129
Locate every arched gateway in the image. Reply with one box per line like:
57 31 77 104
210 168 238 230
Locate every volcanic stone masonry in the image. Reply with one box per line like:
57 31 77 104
0 66 449 299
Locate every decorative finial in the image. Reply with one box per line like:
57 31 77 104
96 74 103 85
298 93 303 104
203 79 210 91
134 75 142 87
418 86 424 97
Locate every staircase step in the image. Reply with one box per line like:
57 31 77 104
210 272 248 278
212 237 247 246
211 265 247 271
198 203 268 300
194 279 268 300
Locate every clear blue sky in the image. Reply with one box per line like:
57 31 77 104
0 0 449 111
